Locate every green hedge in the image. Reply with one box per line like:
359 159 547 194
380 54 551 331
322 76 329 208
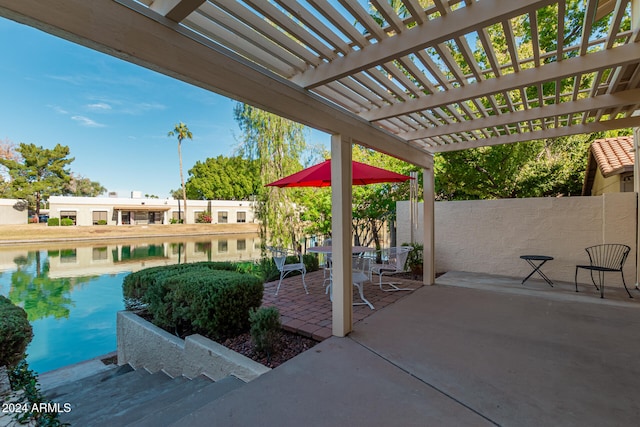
123 262 264 339
61 218 74 226
0 296 33 368
47 217 59 226
123 261 241 304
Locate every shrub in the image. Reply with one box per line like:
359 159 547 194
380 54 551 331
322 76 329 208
196 211 212 223
123 262 264 339
402 242 424 274
302 254 319 272
249 307 281 355
8 359 65 426
166 270 263 339
0 296 33 368
97 219 107 225
123 261 242 308
61 218 74 226
47 217 60 226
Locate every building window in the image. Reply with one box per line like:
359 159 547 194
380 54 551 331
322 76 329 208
237 239 246 251
92 247 108 261
218 240 228 253
92 211 108 225
60 211 77 225
218 211 228 224
237 211 246 223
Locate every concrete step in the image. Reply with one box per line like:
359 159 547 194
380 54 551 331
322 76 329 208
45 363 134 400
77 375 208 426
56 370 174 426
45 364 246 427
134 376 245 426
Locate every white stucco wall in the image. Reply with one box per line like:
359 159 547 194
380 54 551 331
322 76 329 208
0 199 28 225
397 193 636 285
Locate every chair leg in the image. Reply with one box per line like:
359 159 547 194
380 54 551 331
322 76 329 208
301 271 308 294
377 272 414 292
621 271 633 299
589 270 600 292
598 271 604 299
574 267 579 293
275 272 285 296
353 282 374 310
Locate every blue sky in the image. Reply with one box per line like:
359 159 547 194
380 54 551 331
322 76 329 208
0 17 330 199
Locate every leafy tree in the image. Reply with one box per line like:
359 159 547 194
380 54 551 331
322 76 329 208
186 155 260 200
168 122 192 223
0 138 20 197
234 103 308 247
434 134 599 200
0 143 73 216
65 174 106 197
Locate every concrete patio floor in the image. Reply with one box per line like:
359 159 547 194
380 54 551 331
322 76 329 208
174 271 640 427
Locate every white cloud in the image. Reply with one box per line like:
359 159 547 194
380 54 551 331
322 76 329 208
71 115 106 128
87 102 112 111
48 105 69 114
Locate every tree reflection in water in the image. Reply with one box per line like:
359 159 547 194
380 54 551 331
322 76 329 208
8 251 94 321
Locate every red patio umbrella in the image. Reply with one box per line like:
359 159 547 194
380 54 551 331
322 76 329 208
266 159 412 187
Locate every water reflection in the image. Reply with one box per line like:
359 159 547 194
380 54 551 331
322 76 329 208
0 233 261 373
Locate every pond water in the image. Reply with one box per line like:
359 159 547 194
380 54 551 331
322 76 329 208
0 233 261 374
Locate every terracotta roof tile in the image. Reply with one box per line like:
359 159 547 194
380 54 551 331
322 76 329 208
590 136 634 178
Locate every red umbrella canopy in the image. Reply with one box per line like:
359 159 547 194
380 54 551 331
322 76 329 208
266 159 413 188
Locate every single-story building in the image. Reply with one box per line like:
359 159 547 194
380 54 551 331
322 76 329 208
0 199 28 225
582 136 634 196
47 195 256 226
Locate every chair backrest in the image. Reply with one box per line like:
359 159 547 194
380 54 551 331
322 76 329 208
352 256 371 283
268 246 296 271
388 246 413 272
352 255 371 273
585 244 630 271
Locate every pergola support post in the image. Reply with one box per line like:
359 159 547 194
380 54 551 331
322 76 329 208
633 0 640 290
634 127 640 290
331 134 353 337
423 154 435 285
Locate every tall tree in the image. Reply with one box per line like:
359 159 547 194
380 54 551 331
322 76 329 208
168 122 192 224
0 143 73 216
65 174 107 197
185 155 260 200
234 103 307 247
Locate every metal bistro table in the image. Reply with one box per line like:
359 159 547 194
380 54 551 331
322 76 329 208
520 255 554 287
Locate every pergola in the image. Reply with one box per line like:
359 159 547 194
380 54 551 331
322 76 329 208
2 0 639 336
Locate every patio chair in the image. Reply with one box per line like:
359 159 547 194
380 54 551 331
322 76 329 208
321 238 332 280
574 243 632 299
325 255 374 310
269 246 307 296
370 246 414 292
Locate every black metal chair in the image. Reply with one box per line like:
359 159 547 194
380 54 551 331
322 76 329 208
574 244 632 299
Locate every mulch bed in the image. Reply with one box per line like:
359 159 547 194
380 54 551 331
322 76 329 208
221 330 317 369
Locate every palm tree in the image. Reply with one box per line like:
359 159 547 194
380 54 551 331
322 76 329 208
168 122 192 224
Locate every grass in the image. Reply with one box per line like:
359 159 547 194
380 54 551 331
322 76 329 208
0 223 260 243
